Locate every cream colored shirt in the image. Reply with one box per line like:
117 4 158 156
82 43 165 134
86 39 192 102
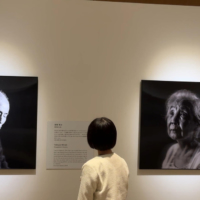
77 153 129 200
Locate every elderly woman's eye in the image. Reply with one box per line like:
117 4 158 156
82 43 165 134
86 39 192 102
169 110 174 116
180 112 187 118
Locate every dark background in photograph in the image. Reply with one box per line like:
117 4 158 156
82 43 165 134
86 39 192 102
139 80 200 169
0 76 38 169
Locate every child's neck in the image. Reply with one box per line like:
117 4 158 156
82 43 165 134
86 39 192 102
98 149 113 155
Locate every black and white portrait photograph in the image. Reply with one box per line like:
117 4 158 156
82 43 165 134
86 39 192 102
0 76 38 169
140 80 200 170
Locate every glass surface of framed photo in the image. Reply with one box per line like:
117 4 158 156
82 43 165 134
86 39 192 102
140 80 200 170
0 76 38 169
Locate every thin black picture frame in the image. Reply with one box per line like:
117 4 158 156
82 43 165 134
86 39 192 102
139 80 200 170
0 76 38 169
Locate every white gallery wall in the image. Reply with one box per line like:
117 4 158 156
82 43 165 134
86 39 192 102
1 0 200 199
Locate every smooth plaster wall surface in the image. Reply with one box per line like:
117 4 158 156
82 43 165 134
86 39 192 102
1 0 200 199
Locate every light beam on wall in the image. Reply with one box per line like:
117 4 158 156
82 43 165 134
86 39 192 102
144 46 200 82
0 41 35 75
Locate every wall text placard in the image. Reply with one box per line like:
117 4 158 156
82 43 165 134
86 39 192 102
47 121 94 169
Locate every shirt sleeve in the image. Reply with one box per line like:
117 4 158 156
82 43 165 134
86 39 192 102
162 144 177 169
77 164 99 200
191 152 200 169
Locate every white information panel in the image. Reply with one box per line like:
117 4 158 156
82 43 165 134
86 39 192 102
47 121 94 169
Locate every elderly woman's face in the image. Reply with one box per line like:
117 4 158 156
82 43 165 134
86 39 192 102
167 101 197 140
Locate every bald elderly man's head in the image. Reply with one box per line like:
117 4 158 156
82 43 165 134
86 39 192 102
0 91 10 129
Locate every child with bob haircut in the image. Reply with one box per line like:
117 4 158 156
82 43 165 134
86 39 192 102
77 117 129 200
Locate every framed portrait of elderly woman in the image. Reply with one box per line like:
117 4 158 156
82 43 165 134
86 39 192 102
140 80 200 169
0 76 38 169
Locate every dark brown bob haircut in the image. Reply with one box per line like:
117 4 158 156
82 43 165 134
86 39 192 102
87 117 117 151
166 89 200 124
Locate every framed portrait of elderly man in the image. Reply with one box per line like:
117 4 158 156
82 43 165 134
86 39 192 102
140 80 200 170
0 76 38 169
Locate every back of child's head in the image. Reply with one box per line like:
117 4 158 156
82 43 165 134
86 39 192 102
87 117 117 151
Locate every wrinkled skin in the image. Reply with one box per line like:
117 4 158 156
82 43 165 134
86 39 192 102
167 101 197 141
0 94 9 129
